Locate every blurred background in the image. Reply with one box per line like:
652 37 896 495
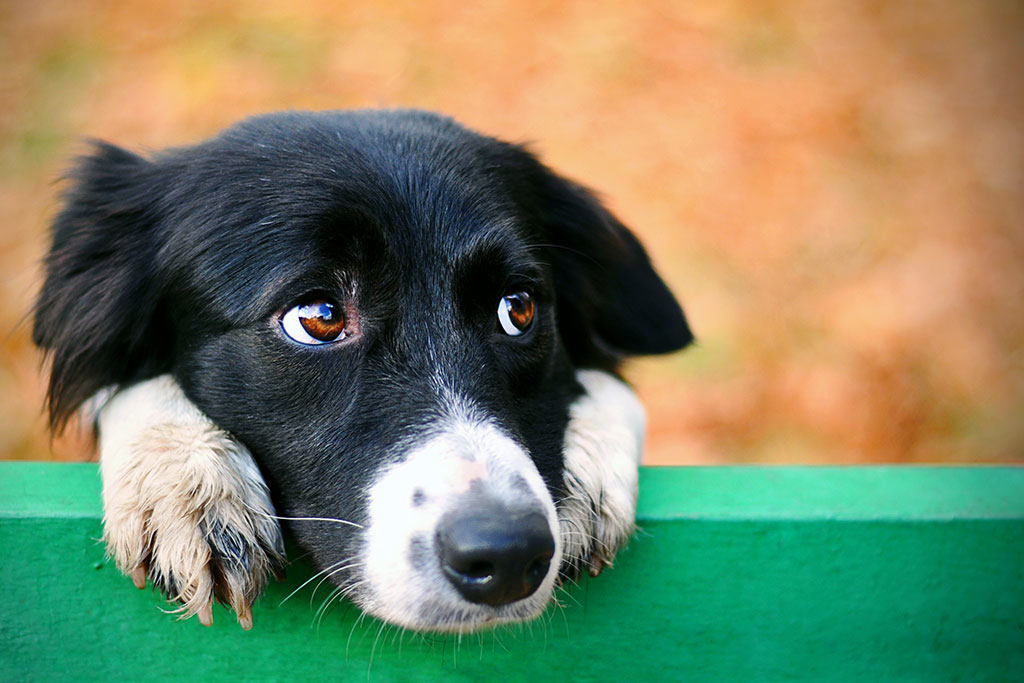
1 1 1021 464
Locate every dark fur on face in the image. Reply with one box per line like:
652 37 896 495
35 110 691 630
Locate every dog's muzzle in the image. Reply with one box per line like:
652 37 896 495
360 409 563 631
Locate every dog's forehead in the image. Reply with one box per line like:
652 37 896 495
204 109 526 210
163 111 543 322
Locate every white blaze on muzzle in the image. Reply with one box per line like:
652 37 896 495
361 406 563 632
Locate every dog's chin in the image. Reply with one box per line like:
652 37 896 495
355 578 557 633
351 529 562 633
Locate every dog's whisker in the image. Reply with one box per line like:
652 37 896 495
368 619 392 677
284 549 315 566
347 609 372 659
490 626 510 654
313 586 343 631
319 581 357 626
554 594 572 637
556 584 581 608
556 574 584 602
558 525 597 541
279 558 353 606
314 575 364 631
310 561 362 605
261 513 364 530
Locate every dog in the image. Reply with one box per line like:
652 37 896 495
34 109 691 632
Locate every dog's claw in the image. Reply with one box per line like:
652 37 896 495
238 604 253 631
107 497 284 627
131 563 148 589
586 550 612 578
198 601 213 627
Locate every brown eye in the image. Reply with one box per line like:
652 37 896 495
281 299 346 345
497 291 534 336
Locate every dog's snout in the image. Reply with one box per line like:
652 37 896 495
436 506 554 607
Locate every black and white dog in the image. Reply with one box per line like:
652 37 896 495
35 110 691 632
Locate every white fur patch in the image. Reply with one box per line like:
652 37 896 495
361 405 562 632
97 376 284 628
558 370 646 577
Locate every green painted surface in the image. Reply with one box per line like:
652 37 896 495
637 465 1024 520
1 463 1022 682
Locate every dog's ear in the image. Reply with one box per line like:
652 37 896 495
34 142 170 432
536 170 693 368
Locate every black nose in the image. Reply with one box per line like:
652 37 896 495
436 505 555 607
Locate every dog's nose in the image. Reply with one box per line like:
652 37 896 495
436 506 555 607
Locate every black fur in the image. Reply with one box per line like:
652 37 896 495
35 109 691 587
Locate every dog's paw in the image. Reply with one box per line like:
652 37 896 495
558 370 646 582
95 376 286 629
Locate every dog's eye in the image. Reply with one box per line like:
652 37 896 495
497 291 534 336
280 299 346 345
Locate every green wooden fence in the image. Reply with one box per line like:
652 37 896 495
2 463 1022 682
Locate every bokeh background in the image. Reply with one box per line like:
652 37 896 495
1 1 1021 464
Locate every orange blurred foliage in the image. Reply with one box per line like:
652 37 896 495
1 1 1021 463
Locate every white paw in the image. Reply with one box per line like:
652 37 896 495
96 376 285 629
559 370 646 580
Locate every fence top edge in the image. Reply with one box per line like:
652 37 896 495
637 465 1024 521
2 462 1023 521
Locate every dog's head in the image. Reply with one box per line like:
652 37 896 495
35 110 690 630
